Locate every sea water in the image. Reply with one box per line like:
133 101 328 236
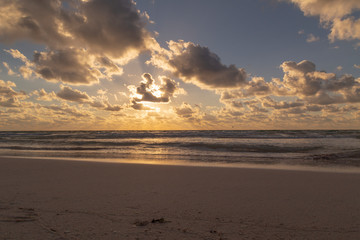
0 130 359 169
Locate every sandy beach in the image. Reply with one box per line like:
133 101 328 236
0 157 360 240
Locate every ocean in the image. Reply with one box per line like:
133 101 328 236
0 130 359 170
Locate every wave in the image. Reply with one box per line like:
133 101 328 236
0 130 359 168
0 130 359 140
0 141 322 154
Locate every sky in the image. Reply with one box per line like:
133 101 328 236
0 0 359 130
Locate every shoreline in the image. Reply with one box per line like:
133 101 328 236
2 155 360 174
1 157 360 239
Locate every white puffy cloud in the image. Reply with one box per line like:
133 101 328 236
2 62 15 76
4 49 28 62
288 0 360 42
31 88 57 101
279 60 358 97
289 0 360 20
4 49 34 79
329 17 360 42
306 33 320 42
219 59 360 122
0 80 22 96
0 80 27 107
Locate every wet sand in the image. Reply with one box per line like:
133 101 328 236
1 157 360 239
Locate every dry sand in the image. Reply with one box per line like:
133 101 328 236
0 157 360 240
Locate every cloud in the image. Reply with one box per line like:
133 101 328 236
280 60 331 96
0 0 65 46
129 73 184 110
289 0 360 20
4 49 34 79
56 85 123 111
96 56 123 77
19 66 33 79
306 34 320 43
0 0 151 59
355 64 360 69
279 61 359 102
2 62 15 76
174 102 205 122
149 41 247 89
33 48 102 85
130 100 153 111
329 17 360 42
0 80 25 97
0 0 155 85
0 80 27 107
32 88 57 101
43 104 91 118
174 102 197 118
220 77 272 100
219 59 360 115
4 49 28 62
261 97 304 109
103 103 122 112
0 97 22 108
56 85 91 103
63 0 150 59
31 47 126 85
288 0 360 42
